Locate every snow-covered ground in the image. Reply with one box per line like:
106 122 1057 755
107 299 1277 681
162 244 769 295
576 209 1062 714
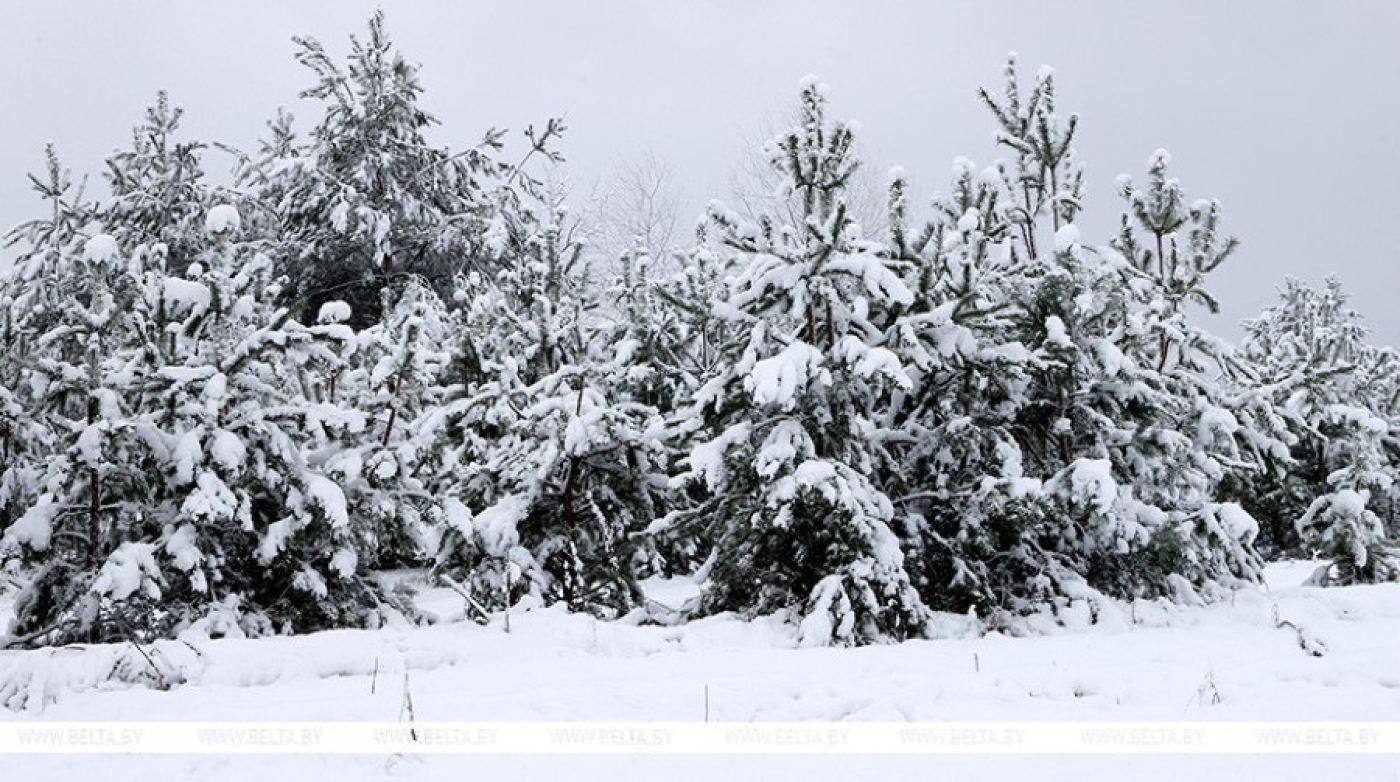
2 561 1399 781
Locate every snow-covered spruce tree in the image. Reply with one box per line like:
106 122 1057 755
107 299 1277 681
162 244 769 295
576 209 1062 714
1104 150 1291 588
598 242 738 579
326 277 452 572
237 11 526 329
881 155 1054 615
0 220 164 645
0 147 89 542
98 91 215 277
0 181 419 645
430 196 669 619
1239 277 1400 583
889 61 1274 620
656 79 930 646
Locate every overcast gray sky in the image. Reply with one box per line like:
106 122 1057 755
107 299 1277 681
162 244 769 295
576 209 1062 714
2 1 1398 344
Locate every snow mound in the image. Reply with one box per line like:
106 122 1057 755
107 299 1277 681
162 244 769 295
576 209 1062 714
0 640 200 712
205 204 242 234
747 341 825 408
83 234 119 263
1054 223 1080 252
317 300 352 324
162 276 212 314
91 543 164 601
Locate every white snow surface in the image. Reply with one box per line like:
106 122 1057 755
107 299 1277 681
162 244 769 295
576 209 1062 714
1 562 1398 780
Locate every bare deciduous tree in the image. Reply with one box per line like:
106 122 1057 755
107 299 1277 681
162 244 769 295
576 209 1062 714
583 149 685 276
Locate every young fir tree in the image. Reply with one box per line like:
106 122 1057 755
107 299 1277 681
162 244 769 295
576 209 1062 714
0 148 88 541
890 60 1274 621
656 78 930 646
236 11 522 329
430 196 668 618
0 224 159 645
98 91 215 277
1240 277 1400 583
883 155 1051 615
326 277 452 573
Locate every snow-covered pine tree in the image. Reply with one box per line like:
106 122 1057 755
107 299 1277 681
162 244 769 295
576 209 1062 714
603 247 699 416
0 91 404 644
0 147 89 543
0 104 243 644
882 155 1053 615
422 269 537 617
327 277 452 572
653 238 737 395
888 59 1143 615
0 219 161 645
889 61 1275 621
1240 277 1400 583
98 91 214 277
598 243 737 580
995 63 1278 601
1112 149 1238 374
977 55 1084 262
236 11 525 329
656 78 930 646
1295 404 1400 585
1103 150 1289 590
135 203 407 635
0 119 202 646
0 175 418 645
430 196 668 619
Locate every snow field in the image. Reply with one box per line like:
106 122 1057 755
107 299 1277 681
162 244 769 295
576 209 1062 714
1 562 1398 779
